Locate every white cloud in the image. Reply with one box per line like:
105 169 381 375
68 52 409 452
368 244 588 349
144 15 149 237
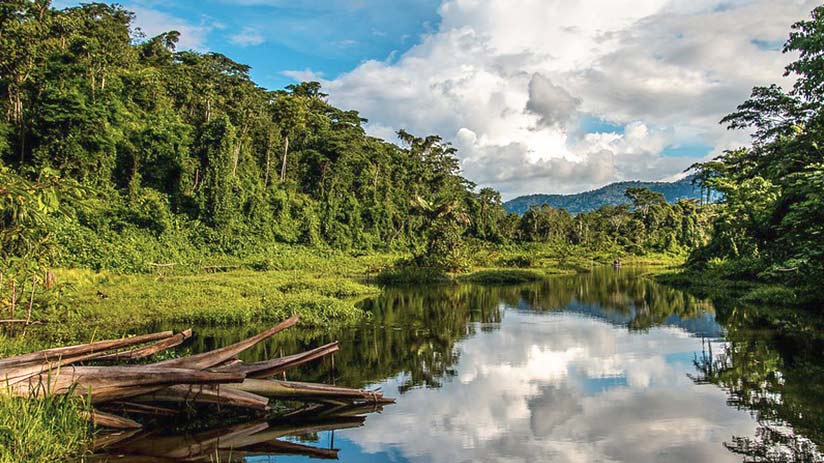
526 73 582 129
129 6 211 51
228 27 266 47
313 0 817 197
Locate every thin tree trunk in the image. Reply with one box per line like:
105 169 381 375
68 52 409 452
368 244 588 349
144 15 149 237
264 141 272 187
26 279 36 324
232 124 249 178
280 136 289 182
10 280 16 320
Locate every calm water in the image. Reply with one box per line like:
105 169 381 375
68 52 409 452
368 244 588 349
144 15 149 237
95 267 824 463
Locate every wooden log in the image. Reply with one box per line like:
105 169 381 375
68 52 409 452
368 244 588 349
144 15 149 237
96 329 192 361
226 416 365 447
91 429 143 451
106 401 178 417
133 384 270 411
152 315 299 371
213 341 339 378
12 366 246 402
0 331 178 384
225 378 384 401
221 440 339 460
0 330 174 368
84 409 143 429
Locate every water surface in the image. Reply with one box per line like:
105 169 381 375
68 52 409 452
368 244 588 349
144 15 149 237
100 266 824 462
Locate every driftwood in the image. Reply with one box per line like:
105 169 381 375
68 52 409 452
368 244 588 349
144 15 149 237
96 329 193 361
0 314 392 435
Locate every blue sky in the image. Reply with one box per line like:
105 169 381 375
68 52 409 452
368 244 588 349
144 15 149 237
56 0 440 90
52 0 809 196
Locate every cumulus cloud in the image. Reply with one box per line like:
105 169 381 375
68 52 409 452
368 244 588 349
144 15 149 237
313 0 817 197
526 73 581 129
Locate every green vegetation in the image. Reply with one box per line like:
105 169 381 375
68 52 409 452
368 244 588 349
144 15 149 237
459 269 546 285
0 394 90 463
0 1 709 284
0 1 711 354
683 6 824 304
0 1 822 461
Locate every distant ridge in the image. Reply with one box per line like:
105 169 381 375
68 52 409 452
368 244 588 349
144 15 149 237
504 176 702 214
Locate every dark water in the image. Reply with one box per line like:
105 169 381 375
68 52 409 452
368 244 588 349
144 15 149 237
98 266 824 463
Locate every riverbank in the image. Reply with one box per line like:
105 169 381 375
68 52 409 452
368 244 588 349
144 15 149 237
0 244 684 463
655 266 812 308
3 243 686 356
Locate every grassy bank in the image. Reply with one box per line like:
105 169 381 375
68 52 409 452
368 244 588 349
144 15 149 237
4 243 687 357
0 243 686 462
2 247 397 357
656 268 804 308
0 394 90 463
376 242 686 285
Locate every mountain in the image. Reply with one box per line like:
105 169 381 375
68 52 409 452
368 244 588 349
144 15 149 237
504 176 703 214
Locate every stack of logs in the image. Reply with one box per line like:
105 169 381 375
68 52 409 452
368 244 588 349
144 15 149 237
0 315 392 430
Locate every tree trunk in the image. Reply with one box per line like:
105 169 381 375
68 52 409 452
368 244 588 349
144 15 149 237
280 136 289 182
264 140 272 187
232 123 249 178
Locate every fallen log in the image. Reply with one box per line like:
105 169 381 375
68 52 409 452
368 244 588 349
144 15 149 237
0 330 178 384
84 409 143 429
213 341 339 378
152 315 298 370
133 384 270 411
0 330 174 368
12 366 245 402
225 378 385 401
96 329 193 361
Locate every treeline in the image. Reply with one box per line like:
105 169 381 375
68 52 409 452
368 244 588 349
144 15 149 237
514 188 710 254
0 1 495 269
0 1 711 275
688 5 824 298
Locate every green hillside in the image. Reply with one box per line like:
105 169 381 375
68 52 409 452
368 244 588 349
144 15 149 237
504 176 703 214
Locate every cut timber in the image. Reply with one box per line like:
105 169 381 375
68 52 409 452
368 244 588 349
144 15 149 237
133 384 270 411
0 331 174 367
225 378 385 401
214 341 339 378
0 330 177 383
105 402 178 417
239 439 339 460
85 409 143 429
152 315 299 370
13 366 245 402
97 329 192 361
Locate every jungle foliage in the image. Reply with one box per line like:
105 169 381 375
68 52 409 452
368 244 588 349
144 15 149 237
688 5 824 301
0 1 711 281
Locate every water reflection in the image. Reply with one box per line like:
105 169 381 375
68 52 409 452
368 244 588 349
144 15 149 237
129 266 823 463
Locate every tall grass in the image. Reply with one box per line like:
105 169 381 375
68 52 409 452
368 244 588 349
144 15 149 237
0 393 90 463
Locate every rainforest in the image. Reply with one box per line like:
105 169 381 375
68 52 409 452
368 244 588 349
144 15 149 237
1 1 823 462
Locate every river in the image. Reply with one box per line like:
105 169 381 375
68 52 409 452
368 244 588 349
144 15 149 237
94 266 824 462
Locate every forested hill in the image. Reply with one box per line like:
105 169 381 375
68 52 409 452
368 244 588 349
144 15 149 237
504 176 702 214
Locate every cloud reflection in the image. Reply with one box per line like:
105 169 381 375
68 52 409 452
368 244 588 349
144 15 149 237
342 310 758 463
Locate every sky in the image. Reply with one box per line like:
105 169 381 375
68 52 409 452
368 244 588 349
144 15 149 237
53 0 817 198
